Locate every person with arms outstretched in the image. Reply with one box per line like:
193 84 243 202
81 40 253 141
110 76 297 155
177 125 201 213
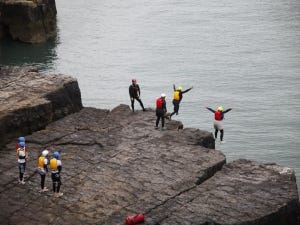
206 106 232 143
129 79 145 112
170 84 193 119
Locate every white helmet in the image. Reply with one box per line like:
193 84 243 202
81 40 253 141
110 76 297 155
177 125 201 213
42 150 49 157
161 93 166 97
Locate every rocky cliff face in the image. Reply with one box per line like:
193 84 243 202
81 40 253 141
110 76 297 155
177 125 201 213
0 0 57 43
0 66 82 147
0 67 299 225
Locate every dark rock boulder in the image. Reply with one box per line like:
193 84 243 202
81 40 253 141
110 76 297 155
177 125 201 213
0 105 225 225
0 105 299 225
0 0 57 43
0 65 82 147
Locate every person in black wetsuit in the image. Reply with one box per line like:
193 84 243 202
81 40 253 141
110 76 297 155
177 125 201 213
206 106 232 143
170 84 193 119
129 79 145 112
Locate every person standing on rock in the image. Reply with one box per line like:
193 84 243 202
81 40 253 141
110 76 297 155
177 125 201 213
129 78 146 112
37 150 49 193
206 106 232 143
155 93 167 130
50 151 63 197
16 141 28 184
170 84 193 119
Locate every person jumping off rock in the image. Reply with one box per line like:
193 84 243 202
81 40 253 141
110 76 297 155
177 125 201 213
155 93 167 130
206 106 232 143
129 79 145 112
170 84 193 119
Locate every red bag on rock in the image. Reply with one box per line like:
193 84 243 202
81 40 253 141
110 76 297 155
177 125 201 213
125 213 145 225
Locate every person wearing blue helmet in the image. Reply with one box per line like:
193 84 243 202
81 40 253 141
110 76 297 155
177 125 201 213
16 136 26 150
50 151 63 197
16 141 28 184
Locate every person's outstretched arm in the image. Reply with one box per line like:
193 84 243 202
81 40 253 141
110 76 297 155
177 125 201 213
206 107 215 113
173 84 176 91
223 108 232 113
182 86 193 94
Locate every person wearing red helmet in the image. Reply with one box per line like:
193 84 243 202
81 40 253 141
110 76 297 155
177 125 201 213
129 79 145 112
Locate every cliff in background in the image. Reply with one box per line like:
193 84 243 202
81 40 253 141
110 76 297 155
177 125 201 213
0 0 57 43
0 66 83 148
0 66 299 225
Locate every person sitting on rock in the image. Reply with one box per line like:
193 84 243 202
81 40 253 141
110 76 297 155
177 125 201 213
37 150 49 193
16 141 28 184
170 84 193 119
206 106 232 143
50 151 63 197
155 93 167 130
129 78 146 112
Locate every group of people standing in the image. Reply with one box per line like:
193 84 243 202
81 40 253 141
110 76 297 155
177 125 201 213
129 79 232 142
16 137 63 197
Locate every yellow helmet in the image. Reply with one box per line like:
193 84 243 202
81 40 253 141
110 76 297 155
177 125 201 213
177 86 182 91
217 106 223 111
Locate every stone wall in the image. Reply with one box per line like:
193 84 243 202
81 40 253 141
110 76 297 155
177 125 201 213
0 0 57 43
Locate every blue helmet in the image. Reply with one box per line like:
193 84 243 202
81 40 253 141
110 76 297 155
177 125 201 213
19 142 25 148
18 137 25 143
53 151 60 159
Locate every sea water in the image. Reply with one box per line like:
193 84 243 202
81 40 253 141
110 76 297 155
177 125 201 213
1 0 299 192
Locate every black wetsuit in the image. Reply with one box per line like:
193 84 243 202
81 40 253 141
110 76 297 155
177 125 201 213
156 97 167 128
129 84 145 112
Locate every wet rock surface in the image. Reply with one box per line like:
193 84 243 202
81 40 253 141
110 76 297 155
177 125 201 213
0 105 299 225
0 66 82 147
0 0 57 43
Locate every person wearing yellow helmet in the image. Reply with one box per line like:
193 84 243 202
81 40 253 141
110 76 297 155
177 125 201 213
206 106 232 143
170 84 193 119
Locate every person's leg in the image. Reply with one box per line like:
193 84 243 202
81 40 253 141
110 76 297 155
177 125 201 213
131 98 135 112
52 173 56 193
220 129 224 141
136 98 145 111
41 174 46 189
18 163 22 181
162 116 165 128
214 129 218 139
174 101 180 115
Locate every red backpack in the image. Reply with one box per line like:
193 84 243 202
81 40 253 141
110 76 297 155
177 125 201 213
156 97 164 109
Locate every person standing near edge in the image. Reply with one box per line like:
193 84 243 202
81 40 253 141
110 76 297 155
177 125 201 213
16 141 28 184
206 106 232 143
129 78 146 112
50 151 63 197
155 93 167 130
37 149 49 192
170 84 193 119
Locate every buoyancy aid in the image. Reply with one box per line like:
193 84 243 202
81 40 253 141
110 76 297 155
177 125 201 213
156 97 164 109
38 156 45 168
50 158 58 171
17 147 26 159
173 91 180 101
214 111 223 121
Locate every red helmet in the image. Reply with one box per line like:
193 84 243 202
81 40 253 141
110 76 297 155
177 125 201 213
132 79 136 83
